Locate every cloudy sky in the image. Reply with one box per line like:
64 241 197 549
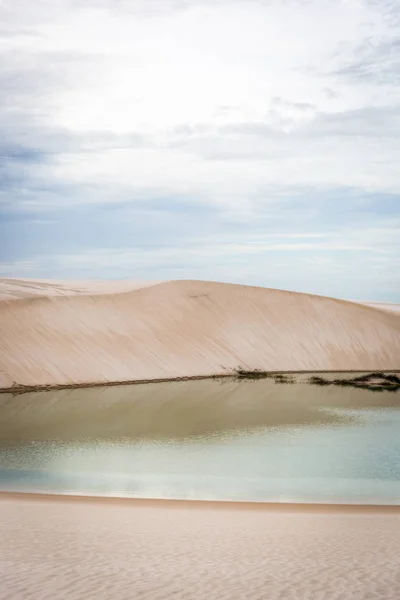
0 0 399 301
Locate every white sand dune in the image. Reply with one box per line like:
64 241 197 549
354 301 400 314
0 277 159 301
1 495 400 600
0 278 399 389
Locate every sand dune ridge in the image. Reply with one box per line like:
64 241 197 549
0 278 399 390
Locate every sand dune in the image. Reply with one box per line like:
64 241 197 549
0 277 159 301
1 495 400 600
355 301 400 314
0 278 399 389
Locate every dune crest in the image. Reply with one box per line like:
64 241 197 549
0 278 399 390
0 278 161 301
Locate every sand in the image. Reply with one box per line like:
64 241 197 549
1 281 399 596
1 494 399 600
0 278 162 301
0 278 399 390
356 301 400 314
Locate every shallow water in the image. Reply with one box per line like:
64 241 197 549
0 377 399 503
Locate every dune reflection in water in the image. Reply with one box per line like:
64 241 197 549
0 377 399 503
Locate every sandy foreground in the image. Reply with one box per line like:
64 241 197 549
0 278 399 390
0 494 399 600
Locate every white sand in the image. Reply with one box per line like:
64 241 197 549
0 277 160 301
1 495 399 600
0 278 399 389
355 301 400 314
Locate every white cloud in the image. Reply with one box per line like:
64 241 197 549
0 0 399 299
0 260 39 275
1 0 400 204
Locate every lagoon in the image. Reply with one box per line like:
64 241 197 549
0 377 399 504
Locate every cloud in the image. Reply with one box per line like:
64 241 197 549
367 0 400 26
0 0 399 300
1 192 398 298
336 36 400 85
2 219 398 302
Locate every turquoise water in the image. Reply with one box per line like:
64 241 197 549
0 378 399 503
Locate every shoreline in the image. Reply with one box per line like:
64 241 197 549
1 491 399 513
2 369 400 395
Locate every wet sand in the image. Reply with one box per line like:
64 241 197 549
1 493 400 600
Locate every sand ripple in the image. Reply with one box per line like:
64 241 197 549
1 498 399 599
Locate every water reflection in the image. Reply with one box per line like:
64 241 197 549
0 378 399 503
1 377 398 442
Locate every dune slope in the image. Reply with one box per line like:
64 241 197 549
0 279 399 389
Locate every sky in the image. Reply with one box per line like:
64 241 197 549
0 0 399 301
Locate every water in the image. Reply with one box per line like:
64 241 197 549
0 377 399 503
